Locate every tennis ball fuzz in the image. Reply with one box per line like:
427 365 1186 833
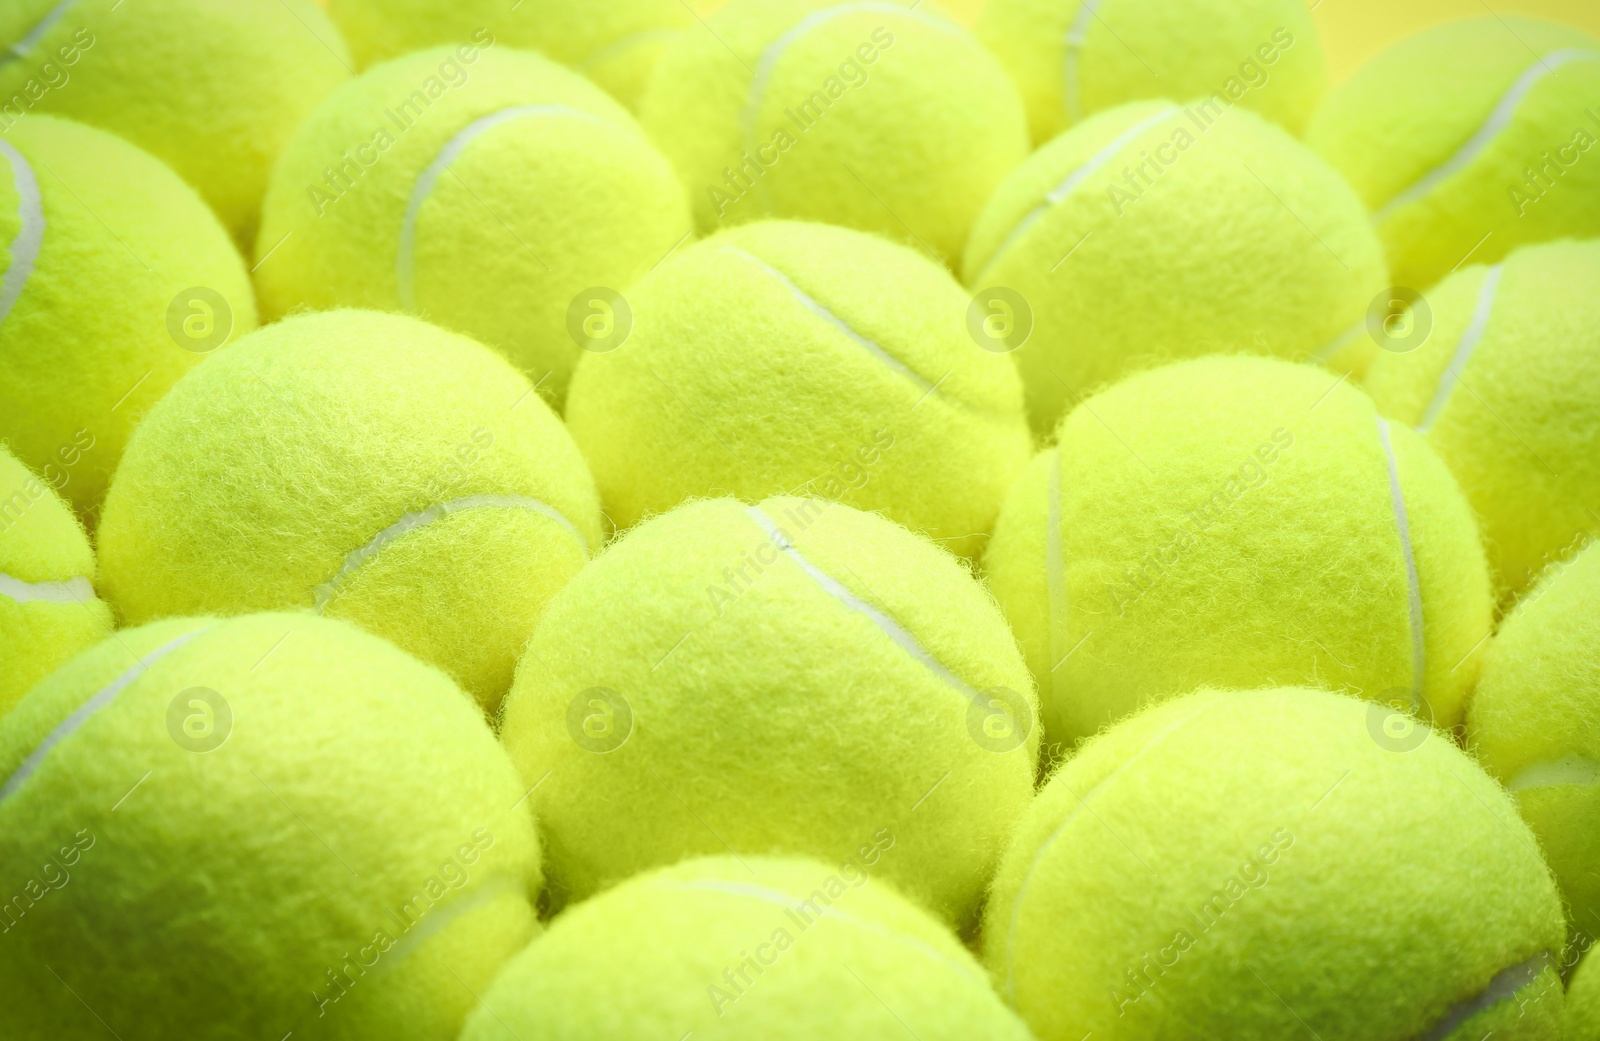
256 45 691 405
461 855 1033 1040
498 496 1039 928
1308 17 1600 292
566 221 1032 558
984 356 1492 746
639 0 1029 264
98 310 603 711
1573 954 1600 1041
1365 240 1600 595
0 116 257 516
963 100 1386 434
978 0 1327 145
984 687 1567 1041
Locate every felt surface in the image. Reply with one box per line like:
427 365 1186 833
639 0 1029 265
0 116 257 517
1573 954 1600 1041
97 310 602 712
964 100 1386 435
0 612 541 1041
255 45 691 407
983 356 1492 747
983 687 1568 1041
498 495 1039 930
1365 240 1600 596
1307 17 1600 292
461 855 1033 1040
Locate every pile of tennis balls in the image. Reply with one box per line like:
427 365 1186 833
0 0 1597 1037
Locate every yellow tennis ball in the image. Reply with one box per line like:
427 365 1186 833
0 446 111 718
97 310 603 712
977 0 1328 146
565 220 1033 558
1365 240 1600 595
461 855 1034 1040
963 99 1387 435
256 45 691 406
1573 954 1600 1041
1307 16 1600 292
639 0 1029 265
984 686 1568 1041
984 356 1492 747
0 116 257 517
498 495 1039 929
0 612 541 1041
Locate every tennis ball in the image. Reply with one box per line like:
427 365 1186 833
1365 240 1600 595
498 495 1039 928
984 686 1568 1041
0 0 351 246
1573 954 1600 1041
1307 17 1600 292
984 356 1492 747
0 446 111 718
0 612 540 1041
98 309 603 712
256 46 690 406
461 855 1033 1040
977 0 1327 145
0 116 257 517
566 220 1032 558
963 99 1387 435
639 0 1029 265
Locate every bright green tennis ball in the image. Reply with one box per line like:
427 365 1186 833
0 612 540 1041
1307 17 1600 293
566 220 1032 558
0 0 351 246
498 495 1039 928
97 309 603 711
1573 954 1600 1041
977 0 1327 145
0 116 256 516
1365 240 1600 595
963 99 1387 435
0 445 110 718
639 0 1029 265
984 355 1492 747
256 45 690 405
461 854 1033 1040
984 686 1568 1041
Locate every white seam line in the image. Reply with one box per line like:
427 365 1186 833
315 495 586 612
578 28 681 71
1376 417 1426 710
1378 49 1600 220
1062 0 1104 124
398 104 605 310
0 573 94 605
1508 755 1600 792
0 628 210 805
1415 953 1553 1041
383 875 521 967
0 0 80 65
1419 265 1503 434
1045 448 1067 710
0 137 45 325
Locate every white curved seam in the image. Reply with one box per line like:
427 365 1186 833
1378 49 1600 220
1376 417 1426 710
0 573 93 605
0 627 210 805
384 875 522 966
0 0 79 64
315 495 586 612
1508 755 1600 792
398 105 604 310
1414 953 1552 1041
1045 448 1067 711
1312 318 1364 364
0 136 44 326
747 505 987 711
578 28 681 71
1062 0 1104 124
1418 266 1503 434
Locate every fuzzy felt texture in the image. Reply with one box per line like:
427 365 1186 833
639 0 1029 265
977 0 1326 145
96 310 603 711
0 445 109 717
963 100 1387 435
0 612 541 1041
984 356 1492 747
255 46 691 407
1467 540 1600 944
566 220 1032 559
1573 954 1600 1041
1307 17 1600 292
461 855 1032 1040
498 496 1039 930
1366 241 1600 596
0 116 257 517
982 687 1568 1041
